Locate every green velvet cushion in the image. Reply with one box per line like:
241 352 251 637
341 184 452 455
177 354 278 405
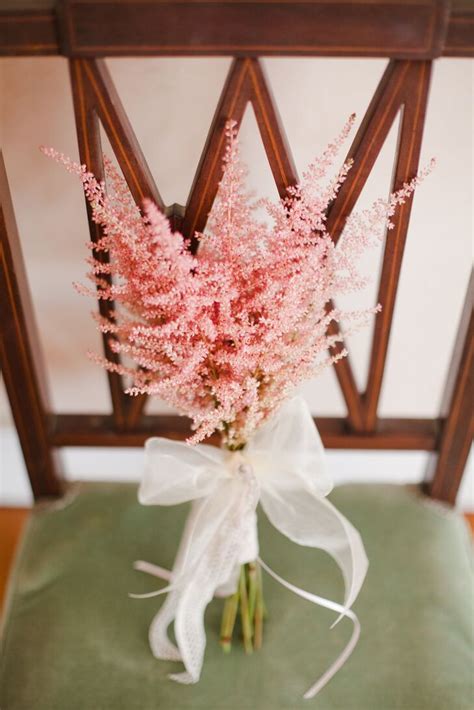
1 483 472 709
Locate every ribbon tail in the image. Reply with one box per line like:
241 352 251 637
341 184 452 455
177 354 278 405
171 483 259 683
258 557 361 701
141 478 260 684
145 497 208 662
260 486 368 611
150 592 183 662
169 576 214 684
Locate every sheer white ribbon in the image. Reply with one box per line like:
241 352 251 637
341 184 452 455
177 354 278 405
133 397 368 699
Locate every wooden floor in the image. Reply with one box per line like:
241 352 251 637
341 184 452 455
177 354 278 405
0 507 29 611
1 507 473 613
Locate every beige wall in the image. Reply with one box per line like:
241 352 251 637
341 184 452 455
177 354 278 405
0 56 472 505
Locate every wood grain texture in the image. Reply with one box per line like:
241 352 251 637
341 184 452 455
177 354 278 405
182 58 251 246
326 61 409 245
1 1 472 58
362 60 432 431
0 6 58 56
81 59 165 211
57 0 451 58
325 60 413 431
325 61 433 433
69 59 129 429
326 307 366 432
182 56 298 246
73 58 168 429
247 59 298 195
0 152 63 498
444 0 474 56
426 271 474 504
188 56 299 228
48 412 441 450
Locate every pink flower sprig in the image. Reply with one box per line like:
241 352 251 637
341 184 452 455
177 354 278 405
41 118 433 447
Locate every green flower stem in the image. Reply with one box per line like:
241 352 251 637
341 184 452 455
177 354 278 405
239 566 253 654
254 562 264 650
220 591 239 653
219 561 266 655
247 562 257 626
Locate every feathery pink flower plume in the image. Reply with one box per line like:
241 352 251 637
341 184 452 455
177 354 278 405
42 118 433 446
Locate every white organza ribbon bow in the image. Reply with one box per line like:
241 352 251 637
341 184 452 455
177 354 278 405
133 397 368 700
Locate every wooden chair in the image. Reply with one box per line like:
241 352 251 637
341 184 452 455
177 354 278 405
1 2 472 708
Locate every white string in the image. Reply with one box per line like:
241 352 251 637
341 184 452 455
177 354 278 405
129 583 175 600
129 560 176 599
134 561 172 581
258 557 361 700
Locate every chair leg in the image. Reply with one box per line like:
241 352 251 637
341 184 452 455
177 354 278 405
0 152 62 499
425 270 474 504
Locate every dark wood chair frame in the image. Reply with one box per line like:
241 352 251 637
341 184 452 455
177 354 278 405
0 0 472 504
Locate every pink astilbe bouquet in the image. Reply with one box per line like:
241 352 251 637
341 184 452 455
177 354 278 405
42 117 432 448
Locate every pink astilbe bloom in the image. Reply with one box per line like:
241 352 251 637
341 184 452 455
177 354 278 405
42 118 433 447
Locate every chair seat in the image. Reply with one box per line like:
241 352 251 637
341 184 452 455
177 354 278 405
1 482 472 709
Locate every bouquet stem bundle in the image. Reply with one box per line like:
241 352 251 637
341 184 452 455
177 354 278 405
220 562 265 654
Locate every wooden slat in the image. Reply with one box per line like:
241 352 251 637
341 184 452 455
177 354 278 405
2 1 472 58
251 59 367 432
69 59 128 428
326 311 366 431
324 60 411 430
249 59 363 431
363 60 432 430
183 56 299 238
326 61 432 433
74 58 166 429
124 391 149 428
182 58 251 246
49 412 440 451
443 0 474 56
80 59 165 211
0 7 58 56
56 0 451 59
183 56 298 244
426 270 474 504
326 60 409 244
0 152 62 498
247 59 298 194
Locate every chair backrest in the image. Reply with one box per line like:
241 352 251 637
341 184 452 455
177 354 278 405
1 0 472 503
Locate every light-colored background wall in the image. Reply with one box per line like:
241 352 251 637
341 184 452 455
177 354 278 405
0 56 472 507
